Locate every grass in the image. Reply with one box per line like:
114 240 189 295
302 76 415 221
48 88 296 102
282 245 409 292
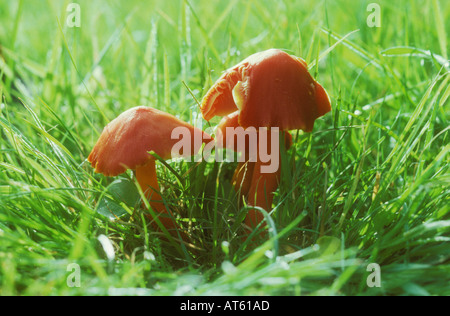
0 0 449 296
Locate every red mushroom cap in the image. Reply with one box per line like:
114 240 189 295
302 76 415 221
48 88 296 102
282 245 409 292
201 49 331 132
88 106 211 177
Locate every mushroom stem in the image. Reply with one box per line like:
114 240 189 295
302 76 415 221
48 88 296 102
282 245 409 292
135 159 177 230
245 155 281 231
232 160 256 198
244 131 292 233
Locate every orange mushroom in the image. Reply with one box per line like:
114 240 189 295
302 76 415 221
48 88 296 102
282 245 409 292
88 106 212 236
201 49 331 234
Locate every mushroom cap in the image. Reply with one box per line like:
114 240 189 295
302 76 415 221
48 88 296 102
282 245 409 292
88 106 212 176
201 49 331 132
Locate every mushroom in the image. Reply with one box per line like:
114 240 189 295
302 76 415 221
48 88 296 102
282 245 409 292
88 106 212 235
201 49 331 233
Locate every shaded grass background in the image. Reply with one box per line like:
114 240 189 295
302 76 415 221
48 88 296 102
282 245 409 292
0 0 449 295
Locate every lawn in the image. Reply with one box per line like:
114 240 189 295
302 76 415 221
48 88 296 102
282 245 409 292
0 0 449 296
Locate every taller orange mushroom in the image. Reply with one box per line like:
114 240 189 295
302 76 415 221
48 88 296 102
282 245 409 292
88 106 212 235
201 49 331 233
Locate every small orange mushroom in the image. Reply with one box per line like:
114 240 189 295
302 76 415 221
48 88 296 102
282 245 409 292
88 106 212 236
201 49 331 234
